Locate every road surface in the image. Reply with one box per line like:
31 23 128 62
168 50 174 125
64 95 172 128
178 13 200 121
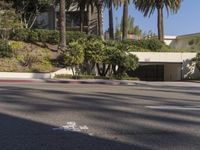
0 82 200 150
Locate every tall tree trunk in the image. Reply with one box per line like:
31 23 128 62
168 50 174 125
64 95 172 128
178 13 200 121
157 7 164 41
80 3 85 32
60 0 66 50
122 0 128 40
108 0 114 39
97 0 104 39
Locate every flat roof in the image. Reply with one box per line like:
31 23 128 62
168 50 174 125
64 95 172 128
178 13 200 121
131 52 197 63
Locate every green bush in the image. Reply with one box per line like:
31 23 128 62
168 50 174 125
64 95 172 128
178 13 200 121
122 38 165 52
144 39 164 51
13 29 31 41
193 53 200 71
46 30 59 44
0 40 13 58
66 31 87 44
29 30 39 42
34 29 59 44
54 74 139 80
121 40 146 51
12 29 87 45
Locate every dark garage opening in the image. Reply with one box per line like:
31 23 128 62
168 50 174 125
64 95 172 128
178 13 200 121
128 65 164 81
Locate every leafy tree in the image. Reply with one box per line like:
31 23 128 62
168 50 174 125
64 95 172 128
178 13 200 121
9 0 51 29
83 37 105 74
107 42 139 77
134 0 182 41
61 41 84 75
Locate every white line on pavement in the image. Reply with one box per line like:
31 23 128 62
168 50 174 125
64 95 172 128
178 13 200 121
146 106 200 110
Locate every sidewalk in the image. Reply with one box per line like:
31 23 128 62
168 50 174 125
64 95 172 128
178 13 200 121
0 78 137 86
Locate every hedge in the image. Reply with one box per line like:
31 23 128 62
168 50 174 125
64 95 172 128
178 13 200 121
11 29 88 45
122 39 165 52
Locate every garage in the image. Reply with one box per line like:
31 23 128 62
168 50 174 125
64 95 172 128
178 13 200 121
127 63 182 81
128 64 164 81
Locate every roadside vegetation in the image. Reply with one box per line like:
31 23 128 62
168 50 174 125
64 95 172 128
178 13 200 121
0 29 171 76
0 0 188 80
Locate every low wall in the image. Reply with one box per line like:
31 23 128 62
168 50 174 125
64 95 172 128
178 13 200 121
0 67 74 79
0 72 51 79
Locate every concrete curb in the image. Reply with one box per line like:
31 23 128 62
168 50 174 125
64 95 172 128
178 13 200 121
45 79 136 86
0 79 137 86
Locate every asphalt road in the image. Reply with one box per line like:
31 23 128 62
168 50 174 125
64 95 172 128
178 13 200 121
0 82 200 150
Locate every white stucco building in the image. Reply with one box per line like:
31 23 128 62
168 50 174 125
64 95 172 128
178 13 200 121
130 52 199 81
129 33 200 81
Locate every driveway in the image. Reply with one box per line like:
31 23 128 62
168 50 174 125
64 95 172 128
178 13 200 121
0 82 200 150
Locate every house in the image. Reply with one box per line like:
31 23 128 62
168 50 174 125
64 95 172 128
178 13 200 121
164 33 200 51
36 1 98 35
128 33 200 81
129 52 199 81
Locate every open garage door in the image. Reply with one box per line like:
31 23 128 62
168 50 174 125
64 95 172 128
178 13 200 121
128 65 164 81
127 63 182 81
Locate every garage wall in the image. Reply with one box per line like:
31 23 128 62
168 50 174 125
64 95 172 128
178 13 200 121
164 64 182 81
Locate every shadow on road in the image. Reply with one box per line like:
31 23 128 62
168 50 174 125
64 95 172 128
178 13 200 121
0 84 200 150
0 113 150 150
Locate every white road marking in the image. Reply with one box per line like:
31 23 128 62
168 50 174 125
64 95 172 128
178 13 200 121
53 121 92 135
146 106 200 110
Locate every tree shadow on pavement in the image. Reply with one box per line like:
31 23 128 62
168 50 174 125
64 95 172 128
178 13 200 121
1 85 200 150
0 113 151 150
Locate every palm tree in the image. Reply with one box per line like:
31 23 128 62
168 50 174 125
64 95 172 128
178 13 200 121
104 0 114 39
76 0 94 32
59 0 66 50
96 0 104 39
122 0 128 40
75 0 86 32
134 0 182 41
104 0 122 40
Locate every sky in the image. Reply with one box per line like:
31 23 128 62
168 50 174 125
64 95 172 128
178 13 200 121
103 1 200 36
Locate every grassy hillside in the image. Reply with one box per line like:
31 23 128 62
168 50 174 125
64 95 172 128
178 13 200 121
0 41 59 73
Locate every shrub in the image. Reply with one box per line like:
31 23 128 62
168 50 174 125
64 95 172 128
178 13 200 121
121 40 146 52
13 29 31 41
66 31 87 44
34 29 59 44
193 53 200 71
144 39 164 51
46 30 59 44
60 41 84 75
29 30 39 42
122 38 165 52
12 29 88 45
0 40 13 58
